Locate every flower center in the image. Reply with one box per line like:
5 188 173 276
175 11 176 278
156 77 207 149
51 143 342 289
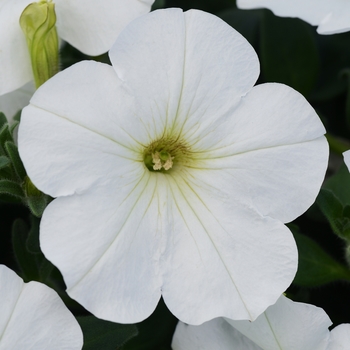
143 137 189 172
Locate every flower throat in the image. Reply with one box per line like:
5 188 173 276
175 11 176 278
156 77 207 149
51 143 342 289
143 137 189 172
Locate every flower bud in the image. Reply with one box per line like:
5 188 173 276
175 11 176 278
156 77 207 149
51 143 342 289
20 1 59 88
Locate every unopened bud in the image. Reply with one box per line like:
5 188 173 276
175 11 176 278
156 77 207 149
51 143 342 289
20 0 59 88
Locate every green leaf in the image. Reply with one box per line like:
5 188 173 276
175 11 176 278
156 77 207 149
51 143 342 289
292 230 350 286
0 123 13 151
260 10 319 96
26 214 41 253
0 155 10 169
11 218 40 282
324 163 350 206
0 112 8 129
26 194 49 217
77 315 138 350
316 188 350 241
4 141 27 181
0 179 24 199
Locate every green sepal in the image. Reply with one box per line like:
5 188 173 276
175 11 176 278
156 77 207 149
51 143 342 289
0 179 25 199
11 218 41 282
4 141 27 181
291 227 350 286
0 156 11 170
20 0 59 88
76 316 138 350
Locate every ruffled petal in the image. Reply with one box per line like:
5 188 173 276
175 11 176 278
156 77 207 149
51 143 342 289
40 176 162 323
237 0 332 26
317 4 350 34
328 324 350 350
19 61 143 197
172 318 260 350
0 265 82 349
55 0 154 55
172 295 338 350
161 172 297 324
237 0 350 35
190 83 328 223
227 295 331 350
109 8 259 141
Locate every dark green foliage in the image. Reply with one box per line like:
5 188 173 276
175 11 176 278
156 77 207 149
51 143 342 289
260 10 319 97
77 316 138 350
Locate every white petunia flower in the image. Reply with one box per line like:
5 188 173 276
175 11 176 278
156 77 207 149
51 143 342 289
237 0 350 35
18 9 328 324
0 0 155 95
0 264 83 349
327 324 350 350
172 295 350 350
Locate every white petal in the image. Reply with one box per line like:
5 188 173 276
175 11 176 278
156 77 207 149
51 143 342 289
0 81 34 121
237 0 332 25
190 83 328 223
55 0 154 55
173 296 338 350
172 319 260 350
237 0 350 35
109 8 259 141
328 324 350 350
0 265 82 349
317 4 350 34
227 295 331 350
161 171 297 324
40 176 163 323
18 61 143 197
343 150 350 172
0 0 33 95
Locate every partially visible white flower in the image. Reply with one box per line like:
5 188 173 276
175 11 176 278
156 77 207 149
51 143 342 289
0 264 83 349
343 150 350 172
0 0 155 95
172 295 350 350
0 81 35 121
18 9 328 325
237 0 350 35
327 324 350 350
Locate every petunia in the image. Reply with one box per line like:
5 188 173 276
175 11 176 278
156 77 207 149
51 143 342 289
0 0 155 95
0 264 83 349
18 8 328 324
172 295 350 350
237 0 350 35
